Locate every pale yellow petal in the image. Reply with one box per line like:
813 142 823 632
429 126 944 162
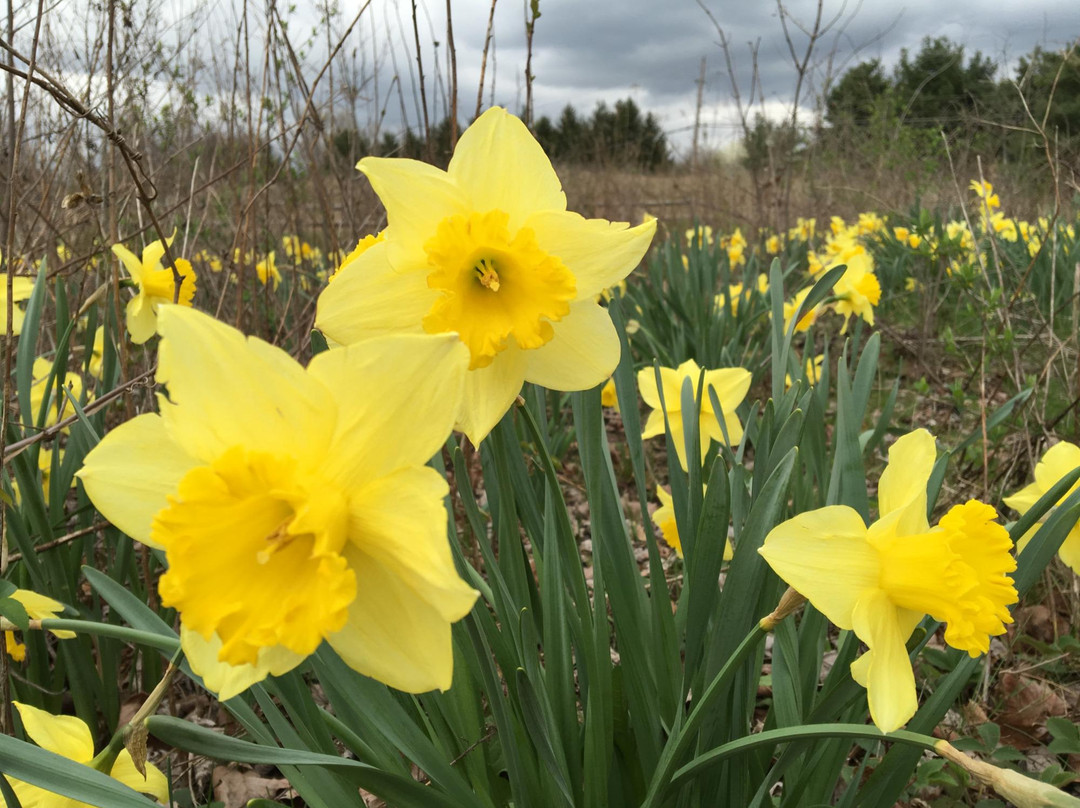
1057 524 1080 574
878 429 936 522
701 367 752 414
329 544 458 693
11 590 75 639
349 467 478 621
13 701 94 762
125 293 158 344
110 751 170 803
1003 480 1043 514
314 241 432 345
637 365 686 413
641 407 669 440
455 346 528 446
111 243 145 285
523 300 620 391
307 333 468 484
181 625 305 701
758 506 878 629
357 157 467 267
142 232 174 272
526 211 655 298
851 590 918 732
77 413 198 549
449 107 566 230
1034 441 1080 496
155 307 334 463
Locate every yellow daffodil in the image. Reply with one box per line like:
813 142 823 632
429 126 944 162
782 287 821 334
89 326 105 379
833 261 882 331
316 107 655 444
686 225 713 247
255 251 281 290
1004 441 1080 574
111 234 197 344
0 248 36 337
5 701 168 806
3 589 75 662
760 429 1017 732
653 485 732 560
638 359 751 471
77 307 477 698
784 354 825 390
29 357 89 430
600 377 620 410
969 179 1000 210
330 231 386 283
765 234 782 255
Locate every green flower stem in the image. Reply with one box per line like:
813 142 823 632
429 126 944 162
36 618 179 653
640 622 768 808
670 724 936 787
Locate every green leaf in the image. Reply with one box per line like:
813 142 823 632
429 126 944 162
0 733 160 808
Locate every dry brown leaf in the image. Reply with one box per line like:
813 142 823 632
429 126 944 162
211 765 292 808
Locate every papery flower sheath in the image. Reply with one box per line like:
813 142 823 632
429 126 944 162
315 106 656 444
4 701 168 807
759 429 1017 732
78 307 477 699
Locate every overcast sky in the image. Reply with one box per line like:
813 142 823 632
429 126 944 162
31 0 1080 156
378 0 1079 155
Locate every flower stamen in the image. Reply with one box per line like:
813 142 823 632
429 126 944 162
474 258 501 291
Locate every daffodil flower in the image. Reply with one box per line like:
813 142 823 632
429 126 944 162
3 589 75 662
255 251 281 290
4 701 168 807
78 307 477 699
653 485 732 561
0 247 35 336
1004 441 1080 575
111 233 197 344
638 359 751 471
315 107 656 445
759 429 1017 732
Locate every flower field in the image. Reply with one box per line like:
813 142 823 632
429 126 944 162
1 21 1080 808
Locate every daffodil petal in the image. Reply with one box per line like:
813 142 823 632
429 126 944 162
13 701 94 762
315 242 432 345
526 211 655 298
1058 524 1080 574
349 466 478 621
77 413 197 548
878 429 936 527
181 625 305 701
111 243 144 285
308 333 468 483
125 294 158 344
758 506 877 629
636 365 685 412
641 407 669 440
449 107 566 231
110 751 170 802
155 306 333 462
851 590 918 732
523 300 620 391
329 544 457 693
455 346 528 446
1034 441 1080 493
701 367 752 411
358 156 467 267
11 590 75 639
1003 480 1042 514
